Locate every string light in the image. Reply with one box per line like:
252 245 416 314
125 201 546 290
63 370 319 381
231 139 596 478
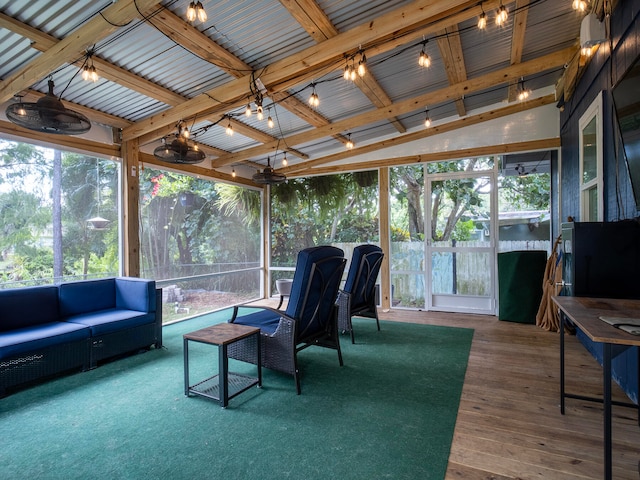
82 53 98 82
517 78 531 101
245 103 252 117
357 52 367 77
308 84 320 107
424 109 431 128
477 11 487 30
581 46 592 57
572 0 587 12
231 167 236 178
282 153 288 166
343 64 350 80
256 105 264 121
267 114 274 129
179 121 190 138
345 134 354 150
186 2 207 22
418 43 431 68
495 4 508 26
225 120 233 136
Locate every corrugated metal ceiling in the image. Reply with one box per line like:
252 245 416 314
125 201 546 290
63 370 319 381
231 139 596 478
0 0 586 176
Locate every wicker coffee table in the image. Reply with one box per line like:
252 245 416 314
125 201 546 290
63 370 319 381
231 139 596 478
183 322 261 407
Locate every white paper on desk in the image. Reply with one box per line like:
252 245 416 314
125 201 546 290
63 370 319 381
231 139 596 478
599 316 640 335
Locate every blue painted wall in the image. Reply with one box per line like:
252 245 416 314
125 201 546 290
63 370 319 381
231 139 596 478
559 0 640 404
560 0 640 222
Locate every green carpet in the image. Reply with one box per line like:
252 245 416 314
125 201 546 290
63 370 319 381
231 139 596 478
0 312 473 480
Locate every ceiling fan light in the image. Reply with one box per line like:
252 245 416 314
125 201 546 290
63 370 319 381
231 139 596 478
5 79 91 135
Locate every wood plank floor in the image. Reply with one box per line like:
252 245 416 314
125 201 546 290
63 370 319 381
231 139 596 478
250 298 639 478
378 309 640 480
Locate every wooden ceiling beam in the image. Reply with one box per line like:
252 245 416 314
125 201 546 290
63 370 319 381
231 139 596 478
280 0 406 133
436 24 468 116
284 94 556 174
225 117 308 159
507 0 530 102
0 0 161 104
290 138 560 177
0 119 120 158
122 0 477 141
124 0 501 144
210 47 574 167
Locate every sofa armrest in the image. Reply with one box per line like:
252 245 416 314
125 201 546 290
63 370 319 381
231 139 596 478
115 277 156 313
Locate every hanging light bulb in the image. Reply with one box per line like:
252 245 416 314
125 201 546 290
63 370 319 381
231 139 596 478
345 134 354 150
581 46 592 57
308 84 320 107
187 1 206 22
350 62 357 81
231 167 236 178
495 4 508 26
245 103 252 117
186 2 197 22
282 153 288 166
225 121 233 136
424 109 432 128
517 79 531 101
180 121 190 138
572 0 587 12
477 11 487 30
343 64 350 80
418 45 431 68
256 105 264 121
196 1 207 22
82 54 99 83
267 115 274 129
357 52 367 77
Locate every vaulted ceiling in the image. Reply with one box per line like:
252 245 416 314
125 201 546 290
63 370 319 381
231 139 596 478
0 0 596 184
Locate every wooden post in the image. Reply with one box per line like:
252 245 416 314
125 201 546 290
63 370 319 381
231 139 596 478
379 167 391 311
122 138 140 277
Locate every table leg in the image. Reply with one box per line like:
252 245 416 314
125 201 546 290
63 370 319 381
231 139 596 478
256 331 262 387
560 311 566 415
183 338 190 396
603 342 612 480
219 344 228 408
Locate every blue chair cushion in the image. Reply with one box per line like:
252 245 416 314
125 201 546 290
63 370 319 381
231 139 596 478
64 310 155 336
0 321 90 360
59 279 116 317
0 285 60 332
233 309 282 335
285 245 344 321
343 244 382 294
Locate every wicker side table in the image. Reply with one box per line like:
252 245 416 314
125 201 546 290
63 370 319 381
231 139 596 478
183 323 261 407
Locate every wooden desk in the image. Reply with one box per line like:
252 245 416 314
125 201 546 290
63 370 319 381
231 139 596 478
552 296 640 480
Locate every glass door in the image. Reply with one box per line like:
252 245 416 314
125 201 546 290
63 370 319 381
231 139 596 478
426 167 496 314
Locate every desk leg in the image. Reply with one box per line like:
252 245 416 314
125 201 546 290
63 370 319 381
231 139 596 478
183 338 189 396
219 344 228 408
560 311 566 415
603 342 612 480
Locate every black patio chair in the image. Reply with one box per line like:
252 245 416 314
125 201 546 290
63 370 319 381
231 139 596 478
228 245 346 394
336 244 384 344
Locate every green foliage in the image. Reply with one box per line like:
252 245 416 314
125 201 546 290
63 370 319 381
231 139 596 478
499 173 550 211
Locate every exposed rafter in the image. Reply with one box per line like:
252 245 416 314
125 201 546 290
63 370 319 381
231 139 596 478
436 24 468 116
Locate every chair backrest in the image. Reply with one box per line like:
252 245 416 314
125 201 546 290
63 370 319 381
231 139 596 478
343 244 384 310
285 245 346 339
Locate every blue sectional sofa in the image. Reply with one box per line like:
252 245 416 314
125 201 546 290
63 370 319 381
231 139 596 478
0 277 162 397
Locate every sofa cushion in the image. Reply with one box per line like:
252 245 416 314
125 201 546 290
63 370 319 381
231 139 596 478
0 321 90 360
58 279 116 317
64 309 155 336
115 277 156 312
0 286 60 332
